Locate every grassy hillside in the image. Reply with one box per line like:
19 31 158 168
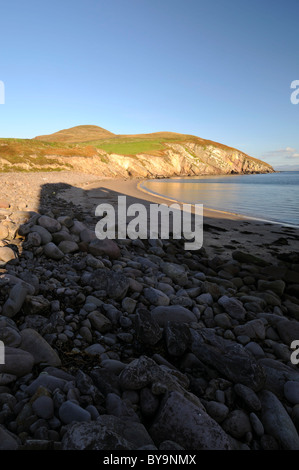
0 126 274 174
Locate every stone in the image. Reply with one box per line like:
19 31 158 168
0 347 34 377
0 224 9 239
258 280 285 297
143 287 170 306
284 381 299 405
234 319 265 340
85 269 130 300
0 247 16 265
151 305 197 326
59 400 91 424
249 412 264 437
88 239 120 259
23 295 51 315
106 393 140 422
58 240 79 254
85 343 106 356
149 391 232 450
161 262 188 286
218 295 246 320
32 396 54 419
2 283 28 318
0 317 21 347
244 342 265 358
260 390 299 449
190 329 266 391
62 415 154 450
276 319 299 345
140 387 160 417
30 225 52 244
121 297 137 314
196 293 213 306
214 313 232 329
164 321 191 356
38 215 61 233
204 401 229 423
0 426 19 450
19 328 61 366
88 311 112 333
234 384 261 411
43 242 64 260
26 374 68 395
134 308 162 346
222 410 251 439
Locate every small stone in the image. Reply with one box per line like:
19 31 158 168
144 287 170 306
32 396 54 419
88 239 120 259
284 381 299 405
30 225 52 244
250 412 264 437
222 410 251 439
38 215 61 233
58 240 79 254
44 242 64 260
218 295 246 320
59 400 91 424
234 384 261 411
204 401 229 423
88 311 112 333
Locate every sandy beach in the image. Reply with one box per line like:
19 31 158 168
55 176 299 265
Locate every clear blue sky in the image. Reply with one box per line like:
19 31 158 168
0 0 298 169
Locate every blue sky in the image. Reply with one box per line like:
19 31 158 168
0 0 298 169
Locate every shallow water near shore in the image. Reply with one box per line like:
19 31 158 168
140 171 299 227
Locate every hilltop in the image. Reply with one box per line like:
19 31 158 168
0 125 274 176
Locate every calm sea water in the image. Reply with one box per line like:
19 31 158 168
141 172 299 227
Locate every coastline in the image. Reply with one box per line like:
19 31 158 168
0 170 298 265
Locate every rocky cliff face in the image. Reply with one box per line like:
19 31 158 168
47 141 274 178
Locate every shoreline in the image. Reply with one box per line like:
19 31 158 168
0 171 298 265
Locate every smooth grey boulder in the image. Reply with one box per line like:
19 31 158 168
2 283 28 318
260 390 299 450
19 328 61 366
59 400 91 424
0 347 34 377
38 215 61 233
149 391 232 450
151 305 197 326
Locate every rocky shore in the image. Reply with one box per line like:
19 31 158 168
0 174 299 450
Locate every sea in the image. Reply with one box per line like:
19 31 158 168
140 171 299 227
